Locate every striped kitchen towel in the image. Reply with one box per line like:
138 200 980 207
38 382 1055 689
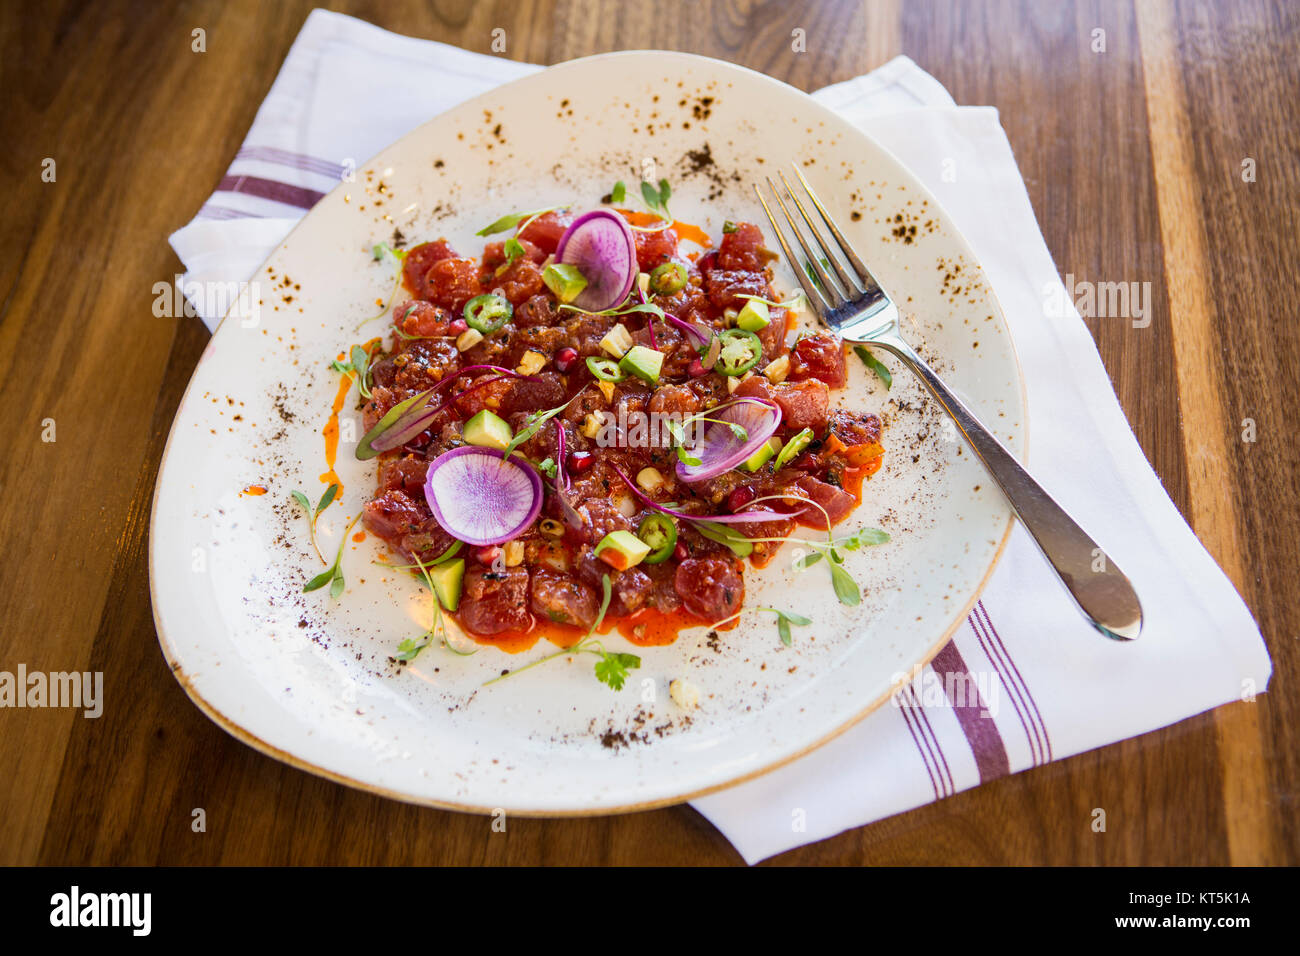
169 9 1271 864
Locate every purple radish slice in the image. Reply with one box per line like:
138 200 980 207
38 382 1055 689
424 446 542 546
554 210 637 312
665 311 713 350
676 398 783 483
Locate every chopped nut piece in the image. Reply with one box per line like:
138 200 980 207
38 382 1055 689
763 354 790 384
515 349 546 376
669 678 701 710
580 411 606 439
599 323 635 358
636 467 666 493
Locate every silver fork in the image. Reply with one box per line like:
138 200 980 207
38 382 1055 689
755 166 1142 641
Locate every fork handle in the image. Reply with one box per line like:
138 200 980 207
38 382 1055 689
871 334 1142 640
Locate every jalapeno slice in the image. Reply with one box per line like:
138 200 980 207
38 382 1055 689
586 356 628 382
715 328 763 376
649 261 688 295
636 514 678 564
463 293 513 334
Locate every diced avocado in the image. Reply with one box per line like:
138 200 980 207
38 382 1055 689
595 530 652 570
427 558 465 612
742 436 783 472
463 409 513 451
735 299 771 331
774 427 815 469
619 345 664 384
542 263 588 303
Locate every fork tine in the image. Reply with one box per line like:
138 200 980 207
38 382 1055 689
752 183 830 317
790 163 879 293
767 177 848 307
777 169 862 297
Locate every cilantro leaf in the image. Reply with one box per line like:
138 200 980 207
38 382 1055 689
594 651 640 690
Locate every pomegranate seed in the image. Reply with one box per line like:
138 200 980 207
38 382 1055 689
554 347 578 372
727 485 756 512
448 318 468 335
688 358 708 378
672 542 689 562
474 545 501 566
568 450 595 473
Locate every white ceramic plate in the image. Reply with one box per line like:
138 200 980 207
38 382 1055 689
150 51 1025 814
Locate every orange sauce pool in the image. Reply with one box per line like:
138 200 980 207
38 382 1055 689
319 372 351 490
240 484 267 496
620 210 712 247
320 339 383 492
464 596 741 654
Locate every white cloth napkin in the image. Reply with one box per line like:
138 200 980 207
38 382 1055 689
170 9 1271 864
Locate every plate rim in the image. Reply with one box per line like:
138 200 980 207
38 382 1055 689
149 48 1029 815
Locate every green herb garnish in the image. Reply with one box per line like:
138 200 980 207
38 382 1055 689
854 345 892 389
303 511 361 599
759 607 812 646
355 243 407 331
483 575 640 690
330 344 375 399
692 520 754 558
495 237 527 277
291 483 340 562
475 205 567 237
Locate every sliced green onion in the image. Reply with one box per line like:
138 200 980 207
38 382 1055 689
586 356 627 382
464 293 512 334
714 328 763 376
649 261 688 294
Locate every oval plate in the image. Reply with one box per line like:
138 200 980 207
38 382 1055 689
150 51 1025 814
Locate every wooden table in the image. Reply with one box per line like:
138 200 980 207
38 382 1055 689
3 0 1295 865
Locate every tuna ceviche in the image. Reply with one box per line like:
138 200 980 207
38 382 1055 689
306 180 890 688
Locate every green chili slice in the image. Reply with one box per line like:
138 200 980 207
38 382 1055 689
649 261 688 295
715 328 763 376
636 514 678 564
464 293 513 334
586 356 628 383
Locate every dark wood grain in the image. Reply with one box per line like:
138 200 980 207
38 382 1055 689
1 0 1295 865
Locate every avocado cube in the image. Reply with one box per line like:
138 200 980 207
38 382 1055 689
463 409 513 451
735 299 771 331
542 263 588 304
595 530 652 570
619 345 664 384
427 558 465 612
